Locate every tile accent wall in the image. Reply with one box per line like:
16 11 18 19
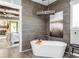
48 0 70 44
22 0 70 51
22 0 47 51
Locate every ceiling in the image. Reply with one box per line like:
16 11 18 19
32 0 56 6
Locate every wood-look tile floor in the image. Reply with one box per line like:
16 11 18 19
0 47 33 58
0 38 9 48
0 47 78 58
0 38 78 58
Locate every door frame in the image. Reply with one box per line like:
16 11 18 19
19 5 22 52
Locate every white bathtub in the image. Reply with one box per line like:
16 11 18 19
30 40 67 58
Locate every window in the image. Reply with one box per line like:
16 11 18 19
10 21 18 32
71 2 79 28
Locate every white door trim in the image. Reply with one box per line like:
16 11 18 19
19 1 22 52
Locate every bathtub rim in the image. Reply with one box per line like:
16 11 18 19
30 40 67 47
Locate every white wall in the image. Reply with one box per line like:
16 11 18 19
70 0 79 44
0 0 21 9
0 0 21 5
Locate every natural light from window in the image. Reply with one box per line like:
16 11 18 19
72 3 79 28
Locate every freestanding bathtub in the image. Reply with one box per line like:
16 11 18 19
30 40 67 58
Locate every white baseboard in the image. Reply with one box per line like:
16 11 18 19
21 49 32 52
9 44 19 48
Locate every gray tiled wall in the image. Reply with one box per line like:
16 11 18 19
22 0 47 51
48 0 70 44
22 0 70 51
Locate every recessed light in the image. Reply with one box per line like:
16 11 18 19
32 0 57 6
42 0 46 1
